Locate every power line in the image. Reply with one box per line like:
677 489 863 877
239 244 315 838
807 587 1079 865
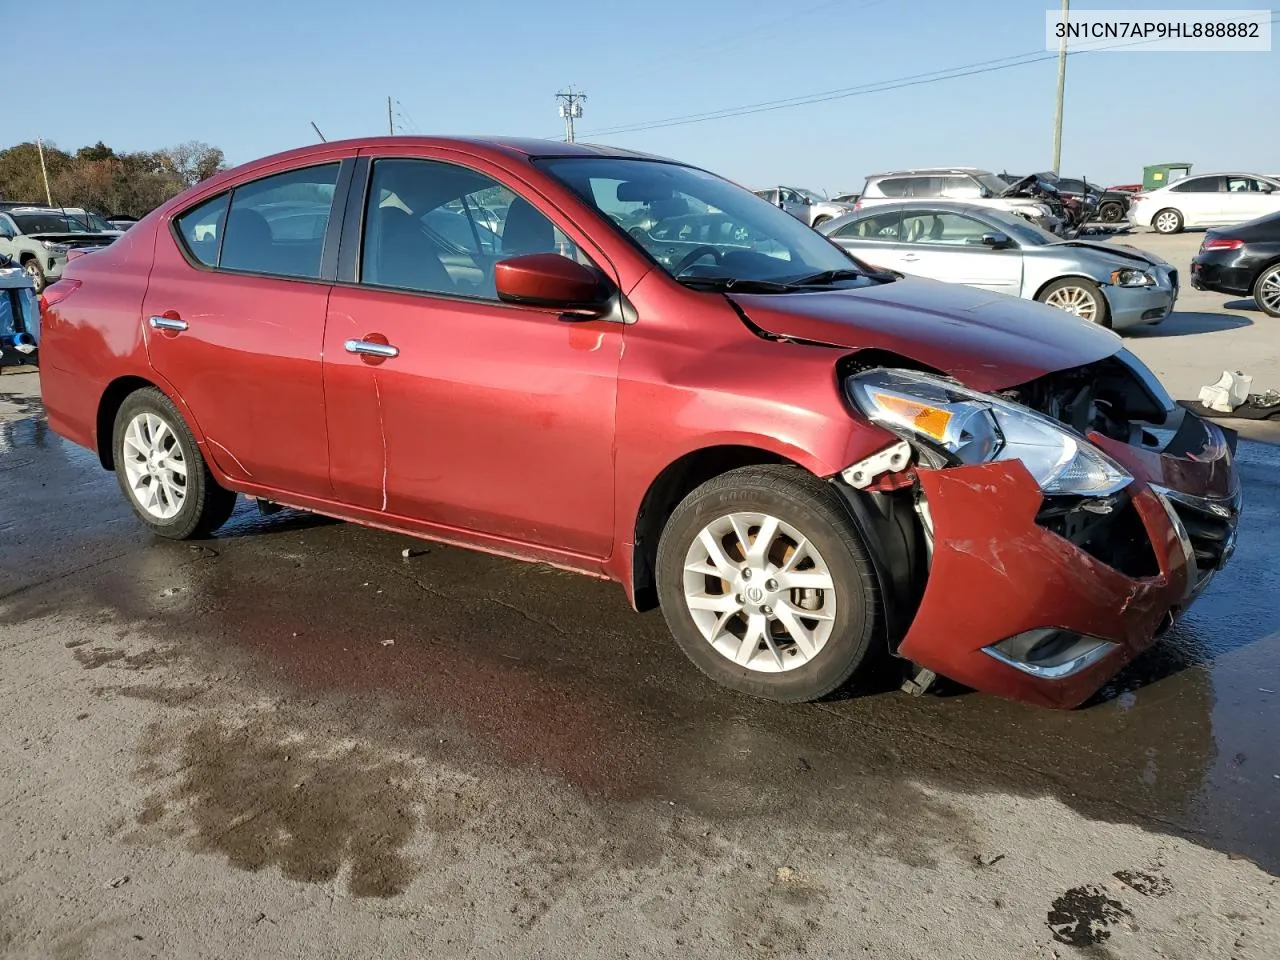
575 19 1279 140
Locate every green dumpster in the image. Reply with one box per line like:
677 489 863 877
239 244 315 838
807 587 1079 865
1143 163 1193 191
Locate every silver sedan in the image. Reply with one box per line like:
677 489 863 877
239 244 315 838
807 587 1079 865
819 201 1178 329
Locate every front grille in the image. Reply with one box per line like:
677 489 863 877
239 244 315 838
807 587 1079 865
1036 494 1160 579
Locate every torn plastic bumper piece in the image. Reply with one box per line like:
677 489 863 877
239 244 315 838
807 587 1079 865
896 458 1199 709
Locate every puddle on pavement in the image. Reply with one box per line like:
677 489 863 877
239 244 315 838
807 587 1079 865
4 418 1279 881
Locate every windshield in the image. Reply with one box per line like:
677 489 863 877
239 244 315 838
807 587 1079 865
538 157 868 285
976 174 1009 195
11 212 109 235
983 209 1058 246
794 188 827 203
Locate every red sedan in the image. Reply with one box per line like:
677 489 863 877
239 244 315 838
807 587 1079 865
38 137 1240 708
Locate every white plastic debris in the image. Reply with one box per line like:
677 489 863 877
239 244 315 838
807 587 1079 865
1198 370 1253 414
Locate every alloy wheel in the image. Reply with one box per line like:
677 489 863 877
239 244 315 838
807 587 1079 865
1044 284 1101 321
1258 268 1280 315
682 511 836 673
121 412 188 520
1155 211 1179 233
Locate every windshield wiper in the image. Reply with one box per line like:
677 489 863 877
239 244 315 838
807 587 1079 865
675 276 799 293
788 268 868 286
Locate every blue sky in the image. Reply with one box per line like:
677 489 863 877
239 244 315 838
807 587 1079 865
3 0 1276 195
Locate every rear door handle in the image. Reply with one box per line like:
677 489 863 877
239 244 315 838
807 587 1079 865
901 254 920 262
149 315 188 331
344 339 399 359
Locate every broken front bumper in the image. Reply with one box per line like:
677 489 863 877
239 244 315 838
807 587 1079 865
895 429 1240 709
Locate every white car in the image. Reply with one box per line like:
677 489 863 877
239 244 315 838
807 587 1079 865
1128 172 1280 234
857 168 1058 229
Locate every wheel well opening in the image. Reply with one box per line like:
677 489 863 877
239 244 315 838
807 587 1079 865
631 446 793 611
97 376 156 469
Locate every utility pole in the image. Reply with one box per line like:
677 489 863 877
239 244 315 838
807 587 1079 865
555 87 586 143
310 121 327 142
1051 0 1069 174
387 95 394 135
35 136 53 206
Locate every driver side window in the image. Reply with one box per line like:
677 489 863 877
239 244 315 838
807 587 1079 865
360 158 581 300
0 215 15 239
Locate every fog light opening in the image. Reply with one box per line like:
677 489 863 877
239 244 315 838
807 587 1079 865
982 629 1119 680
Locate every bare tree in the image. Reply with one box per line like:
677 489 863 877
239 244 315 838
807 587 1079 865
160 141 226 187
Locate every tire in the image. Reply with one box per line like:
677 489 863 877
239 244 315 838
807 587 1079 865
1152 208 1183 234
655 465 883 703
1037 277 1111 326
1253 263 1280 318
112 387 237 539
21 257 45 293
811 215 832 228
1098 201 1124 223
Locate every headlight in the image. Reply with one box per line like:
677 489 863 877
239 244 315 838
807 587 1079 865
1111 268 1155 287
846 368 1132 496
41 241 70 253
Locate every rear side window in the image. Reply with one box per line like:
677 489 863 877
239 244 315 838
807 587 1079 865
834 211 901 240
219 164 339 279
175 193 229 266
875 177 911 198
1171 177 1221 193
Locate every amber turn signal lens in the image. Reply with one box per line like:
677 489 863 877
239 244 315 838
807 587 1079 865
871 391 953 441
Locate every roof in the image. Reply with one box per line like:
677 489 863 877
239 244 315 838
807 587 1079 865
865 167 996 178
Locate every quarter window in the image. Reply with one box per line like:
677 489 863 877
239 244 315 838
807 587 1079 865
175 193 229 266
218 164 339 279
1225 177 1261 193
360 158 580 300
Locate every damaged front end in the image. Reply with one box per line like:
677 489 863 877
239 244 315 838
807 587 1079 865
831 348 1240 708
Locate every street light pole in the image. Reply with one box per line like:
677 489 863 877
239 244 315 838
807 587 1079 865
1051 0 1069 174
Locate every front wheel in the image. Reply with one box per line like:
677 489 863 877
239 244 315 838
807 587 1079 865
1152 208 1183 234
1038 277 1110 326
1254 263 1280 318
655 465 883 702
21 258 46 293
113 387 238 539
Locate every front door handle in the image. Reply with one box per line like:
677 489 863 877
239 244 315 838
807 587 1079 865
901 254 920 262
149 315 188 331
344 338 399 359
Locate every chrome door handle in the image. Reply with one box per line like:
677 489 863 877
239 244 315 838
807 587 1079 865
901 254 920 262
344 339 399 359
149 315 188 331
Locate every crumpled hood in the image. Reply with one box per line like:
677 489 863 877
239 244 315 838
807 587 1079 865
728 276 1122 392
1047 239 1171 270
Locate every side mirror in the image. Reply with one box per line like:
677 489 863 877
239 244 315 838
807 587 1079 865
979 232 1012 249
980 187 993 198
494 253 610 316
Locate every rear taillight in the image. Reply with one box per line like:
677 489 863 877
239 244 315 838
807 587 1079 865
1202 237 1244 252
38 279 81 316
853 200 863 211
1131 194 1147 202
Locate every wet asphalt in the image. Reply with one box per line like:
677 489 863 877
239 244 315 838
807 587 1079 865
2 378 1279 877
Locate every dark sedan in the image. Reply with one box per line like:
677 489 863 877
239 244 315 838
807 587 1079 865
1191 211 1280 317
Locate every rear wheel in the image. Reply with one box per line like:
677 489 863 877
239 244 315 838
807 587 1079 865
21 257 45 293
1152 208 1183 234
1254 263 1280 318
655 465 883 703
1037 277 1110 326
112 388 237 539
1098 201 1125 223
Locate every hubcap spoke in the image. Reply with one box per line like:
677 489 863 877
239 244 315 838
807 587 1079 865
776 569 835 591
696 529 736 577
773 603 820 659
735 614 767 665
746 515 779 566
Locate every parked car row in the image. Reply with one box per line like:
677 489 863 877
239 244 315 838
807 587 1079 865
37 135 1240 712
0 206 121 291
